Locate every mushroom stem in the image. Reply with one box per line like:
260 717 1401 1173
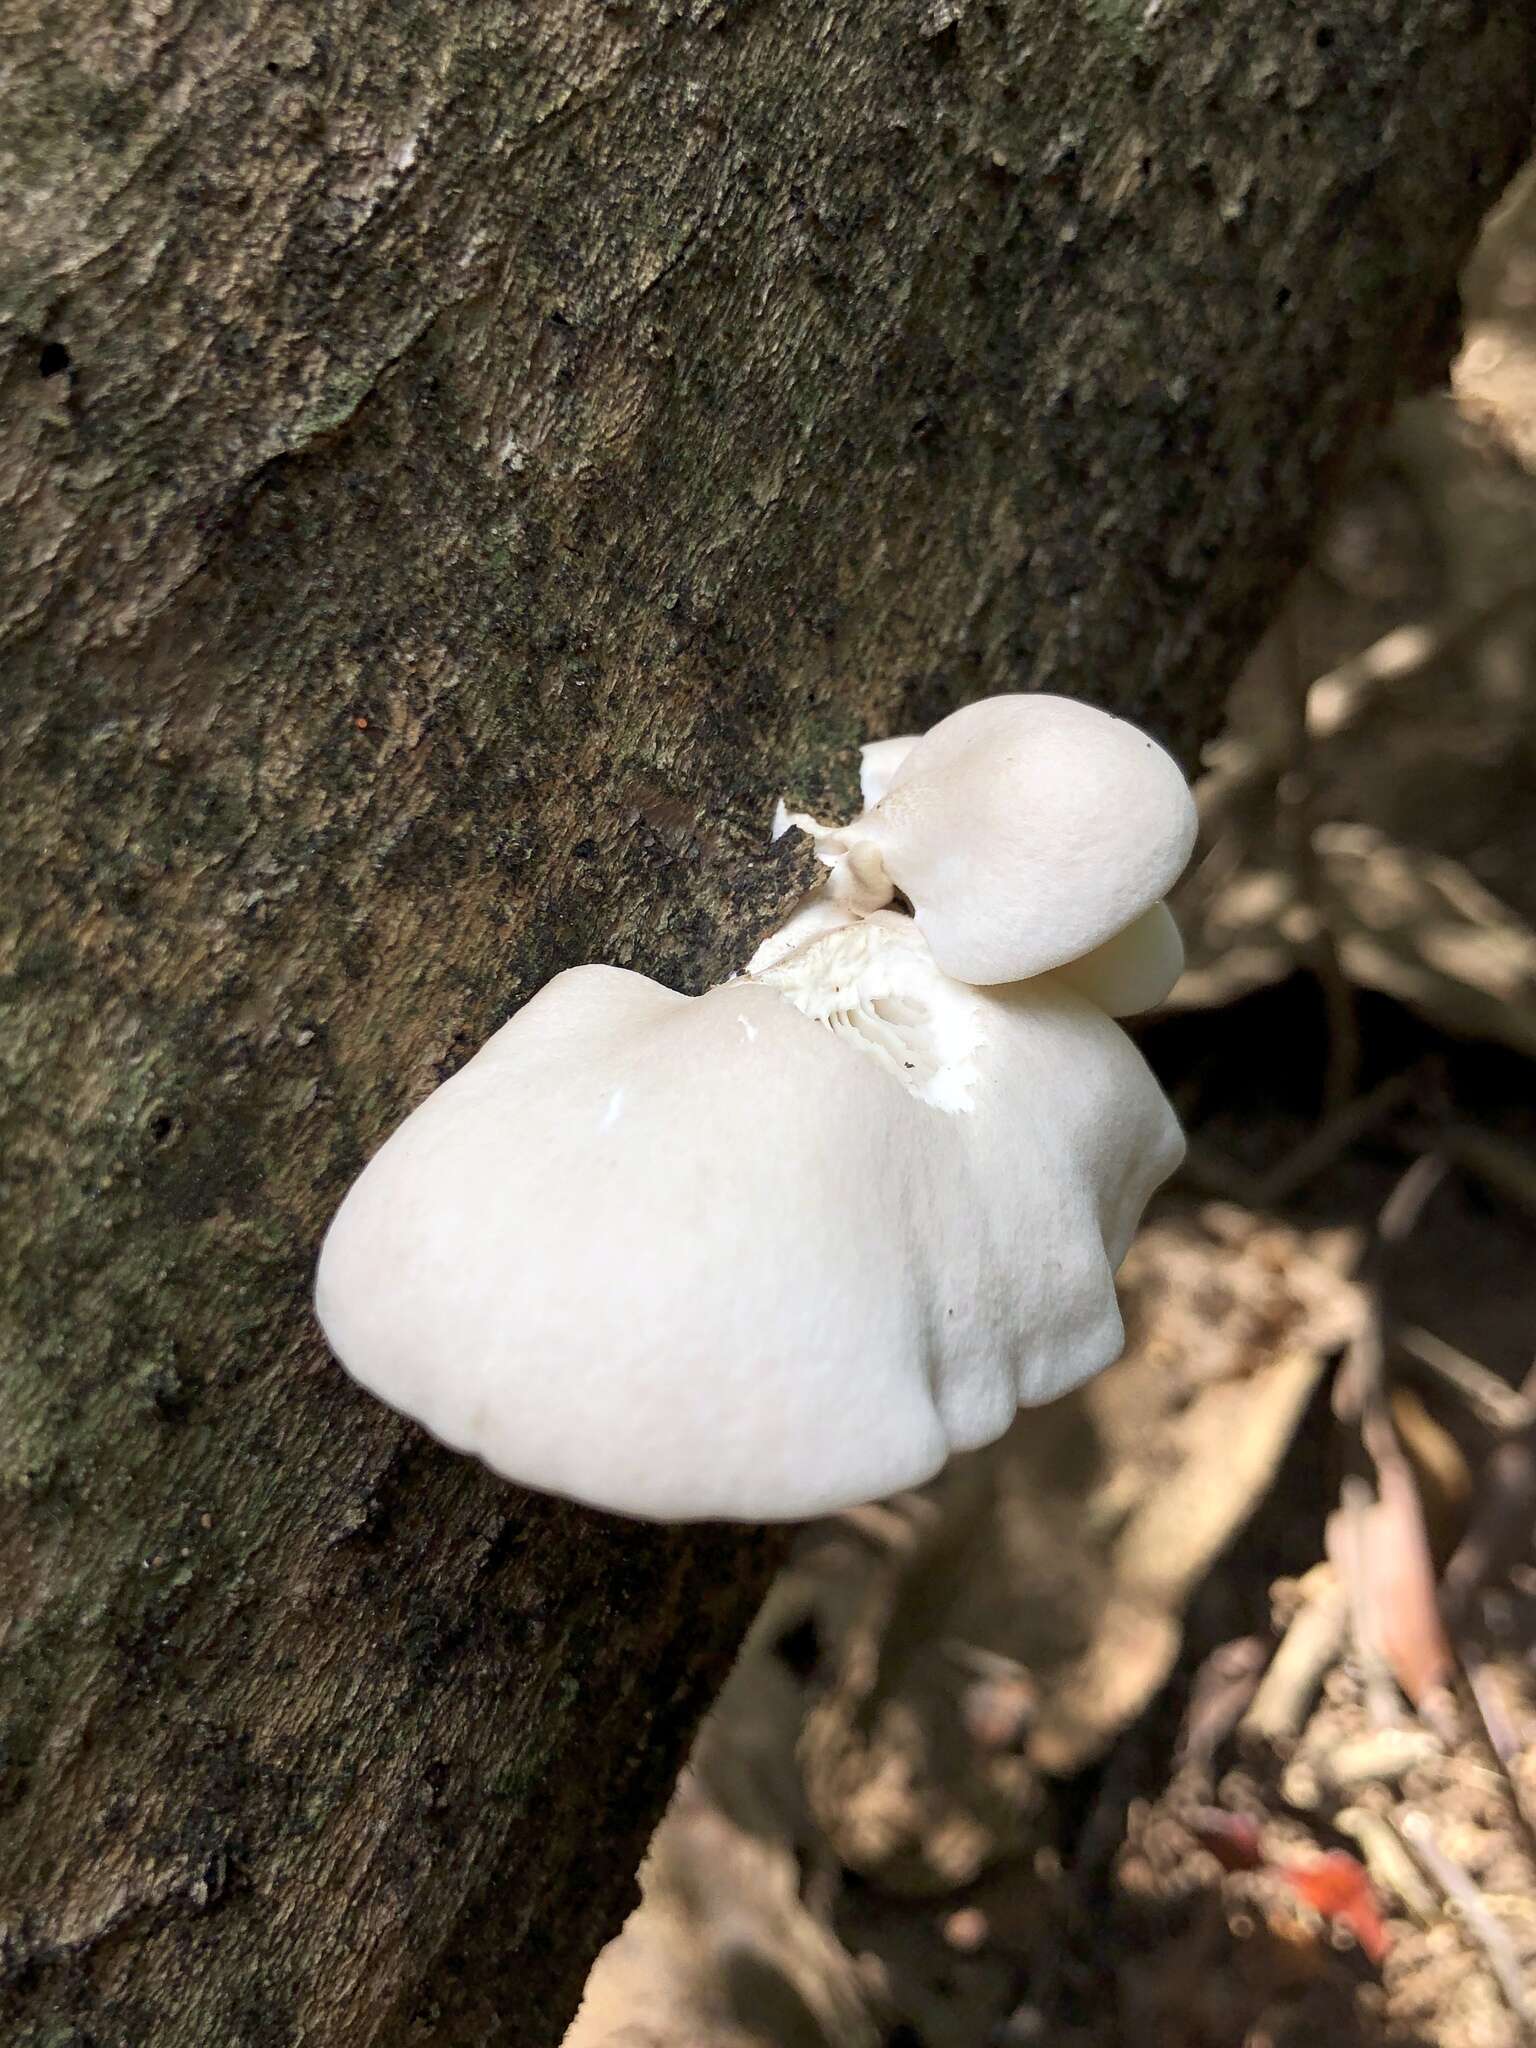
772 803 895 916
824 838 894 916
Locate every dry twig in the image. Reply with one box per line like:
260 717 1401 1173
1335 1806 1439 1924
1396 1325 1536 1437
1174 1636 1270 1778
1397 1806 1534 2032
1178 1068 1424 1209
1461 1647 1528 1782
1441 1358 1536 1633
1440 1126 1536 1228
1333 1152 1450 1422
1240 1570 1350 1751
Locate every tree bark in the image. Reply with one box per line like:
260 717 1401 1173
1 2 1530 2042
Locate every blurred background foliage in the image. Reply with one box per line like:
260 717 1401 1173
568 160 1536 2048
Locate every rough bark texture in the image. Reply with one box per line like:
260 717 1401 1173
1 2 1530 2043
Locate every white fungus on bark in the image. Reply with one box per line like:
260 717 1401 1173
315 693 1196 1523
768 693 1197 1000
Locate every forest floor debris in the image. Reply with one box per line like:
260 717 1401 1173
572 1079 1536 2048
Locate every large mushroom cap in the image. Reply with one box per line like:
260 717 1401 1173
316 916 1182 1523
852 694 1197 986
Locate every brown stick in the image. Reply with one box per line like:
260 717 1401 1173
1441 1359 1536 1634
1334 1152 1450 1423
1395 1326 1536 1437
1441 1127 1536 1229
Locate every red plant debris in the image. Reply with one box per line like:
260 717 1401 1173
1187 1813 1392 1966
1188 1807 1265 1874
1276 1851 1392 1964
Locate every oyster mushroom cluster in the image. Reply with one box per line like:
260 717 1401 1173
316 695 1196 1523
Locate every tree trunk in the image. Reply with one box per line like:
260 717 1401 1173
1 2 1529 2042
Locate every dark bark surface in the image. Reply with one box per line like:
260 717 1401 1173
1 2 1531 2042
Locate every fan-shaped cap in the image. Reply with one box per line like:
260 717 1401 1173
842 695 1196 986
315 914 1183 1523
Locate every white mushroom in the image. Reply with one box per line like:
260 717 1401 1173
1048 900 1186 1017
783 695 1197 989
742 889 856 975
857 733 920 808
316 909 1184 1523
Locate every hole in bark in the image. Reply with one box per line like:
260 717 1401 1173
926 21 959 62
771 1611 824 1681
1313 24 1335 48
38 342 70 379
1274 284 1293 311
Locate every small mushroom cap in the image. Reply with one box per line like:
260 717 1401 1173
1049 901 1185 1017
316 918 1182 1523
853 694 1197 985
